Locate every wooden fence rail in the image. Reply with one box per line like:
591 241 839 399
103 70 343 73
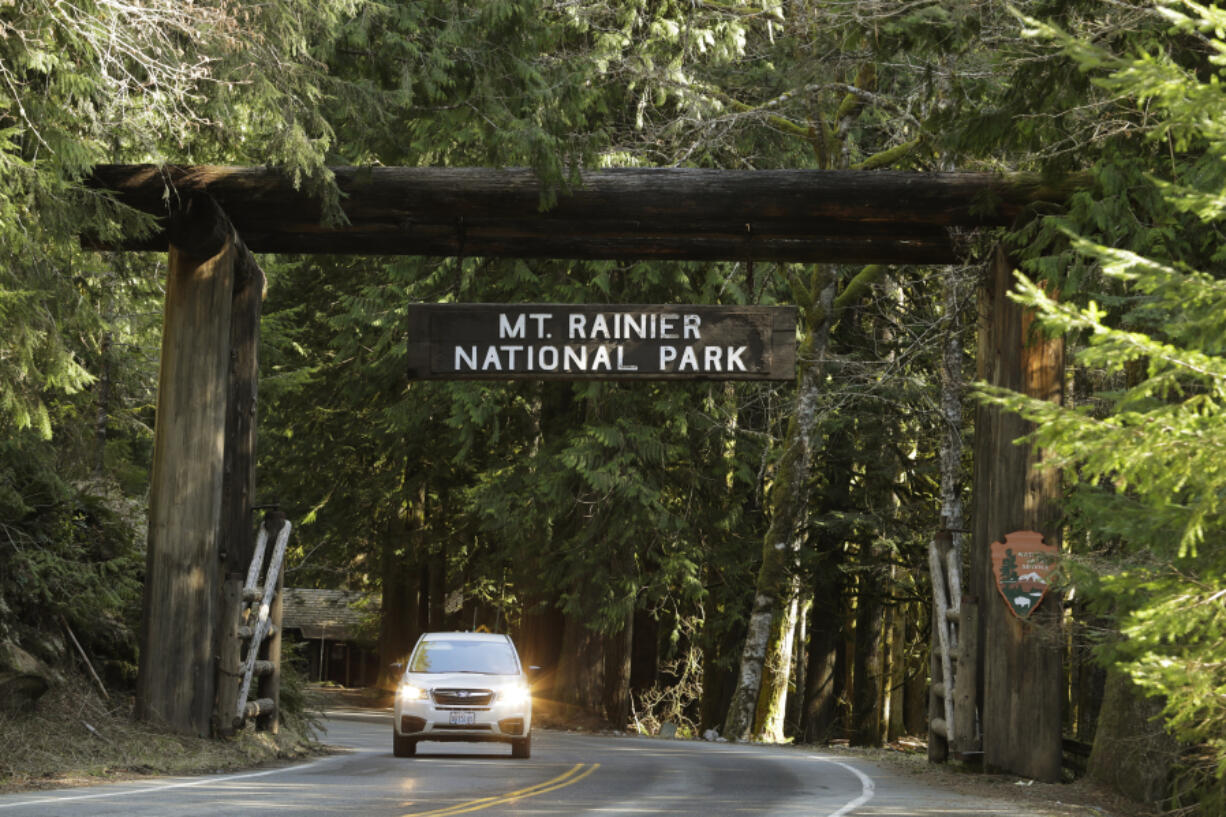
215 512 289 736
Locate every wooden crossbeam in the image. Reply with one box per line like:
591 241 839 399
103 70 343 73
85 165 1080 264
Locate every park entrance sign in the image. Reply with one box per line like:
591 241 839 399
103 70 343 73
406 304 797 381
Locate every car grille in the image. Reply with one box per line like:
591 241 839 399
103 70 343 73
432 688 495 707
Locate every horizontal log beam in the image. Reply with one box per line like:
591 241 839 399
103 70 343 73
84 165 1081 264
242 697 275 720
237 624 275 640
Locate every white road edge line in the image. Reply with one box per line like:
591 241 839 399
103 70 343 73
0 750 367 810
809 755 876 817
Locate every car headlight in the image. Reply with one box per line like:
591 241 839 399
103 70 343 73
398 684 427 703
501 683 531 706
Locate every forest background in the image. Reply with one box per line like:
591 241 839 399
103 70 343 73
3 0 1226 813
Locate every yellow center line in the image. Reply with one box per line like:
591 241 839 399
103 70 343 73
400 762 600 817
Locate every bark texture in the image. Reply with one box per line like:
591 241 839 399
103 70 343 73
970 247 1064 782
851 557 886 747
377 481 425 689
1086 668 1177 803
723 269 837 741
135 195 235 735
87 164 1082 263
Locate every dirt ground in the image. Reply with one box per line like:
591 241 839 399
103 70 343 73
835 741 1159 817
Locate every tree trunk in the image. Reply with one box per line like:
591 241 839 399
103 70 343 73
88 164 1081 264
518 598 565 700
971 247 1064 782
219 248 265 579
629 607 659 698
1086 668 1177 804
850 559 885 747
801 585 841 743
903 605 929 736
936 265 974 757
754 579 800 741
801 439 852 744
135 194 236 736
428 541 446 631
554 614 608 722
603 611 634 729
885 579 906 741
786 595 811 737
94 329 111 476
377 480 425 689
723 269 837 741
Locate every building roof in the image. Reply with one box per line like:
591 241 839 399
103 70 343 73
281 588 377 641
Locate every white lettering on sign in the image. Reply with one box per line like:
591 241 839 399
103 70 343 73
655 345 749 373
562 312 705 341
501 313 553 339
499 314 525 339
454 342 753 374
444 310 763 377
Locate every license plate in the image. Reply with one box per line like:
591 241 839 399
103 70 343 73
449 711 476 726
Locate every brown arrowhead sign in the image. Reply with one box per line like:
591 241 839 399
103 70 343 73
991 530 1057 620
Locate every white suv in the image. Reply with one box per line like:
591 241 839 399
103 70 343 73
393 631 533 758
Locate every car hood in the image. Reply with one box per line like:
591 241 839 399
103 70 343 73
406 672 523 688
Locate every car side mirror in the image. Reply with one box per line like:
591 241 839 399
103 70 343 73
390 661 404 673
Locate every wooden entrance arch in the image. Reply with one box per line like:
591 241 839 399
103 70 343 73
88 164 1070 780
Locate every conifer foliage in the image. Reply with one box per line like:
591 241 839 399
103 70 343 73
983 3 1226 806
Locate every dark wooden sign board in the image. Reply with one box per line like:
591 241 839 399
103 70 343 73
406 304 797 381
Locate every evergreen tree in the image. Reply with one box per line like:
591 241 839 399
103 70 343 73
981 2 1226 807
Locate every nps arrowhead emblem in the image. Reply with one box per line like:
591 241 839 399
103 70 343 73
990 530 1057 620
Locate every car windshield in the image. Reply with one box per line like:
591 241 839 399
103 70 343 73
409 639 519 675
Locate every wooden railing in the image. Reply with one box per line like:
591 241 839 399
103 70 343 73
215 511 289 736
928 525 981 762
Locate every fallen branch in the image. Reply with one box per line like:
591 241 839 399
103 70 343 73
61 614 109 701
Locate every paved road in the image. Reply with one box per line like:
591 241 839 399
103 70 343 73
0 708 1045 816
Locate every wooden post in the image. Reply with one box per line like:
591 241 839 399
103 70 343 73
927 619 948 763
135 194 236 736
971 246 1064 781
258 558 283 734
928 530 957 751
953 595 980 756
214 575 244 737
214 242 264 737
220 247 265 578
